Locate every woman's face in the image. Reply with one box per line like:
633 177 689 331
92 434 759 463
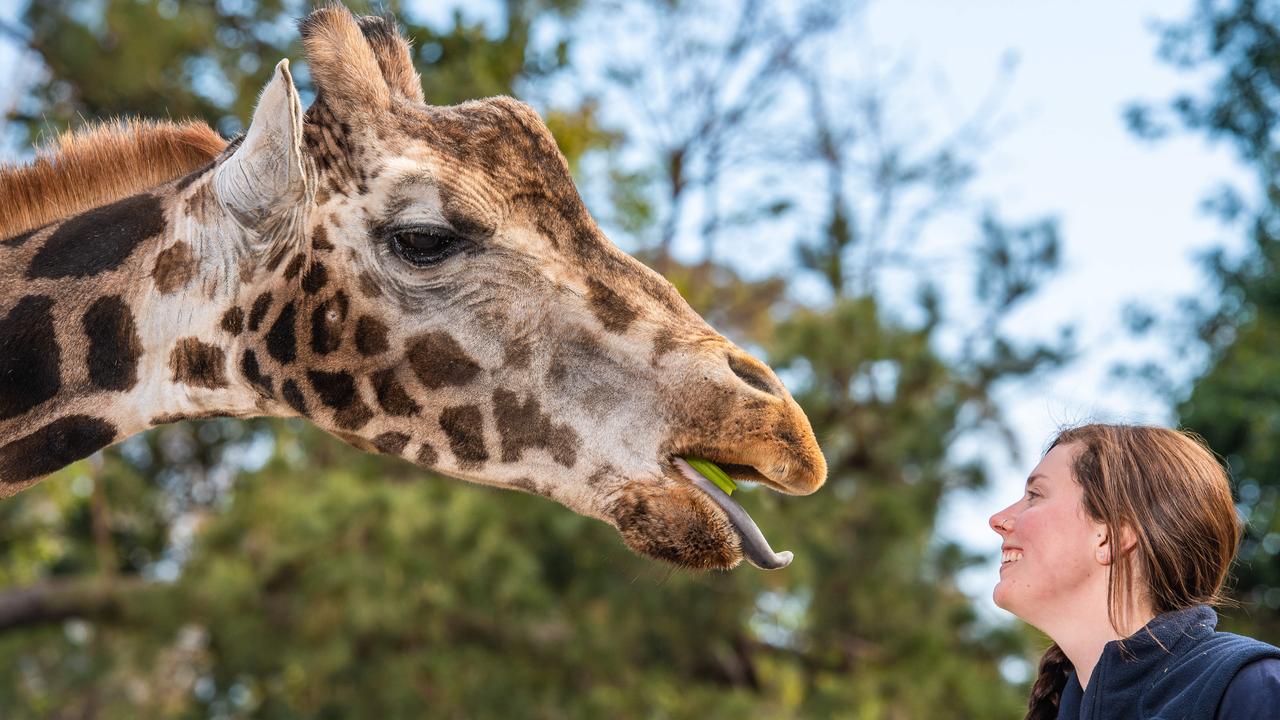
988 442 1108 621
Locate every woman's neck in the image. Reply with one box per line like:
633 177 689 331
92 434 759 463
1049 593 1156 691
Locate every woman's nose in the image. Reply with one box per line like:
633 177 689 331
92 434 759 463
989 508 1012 535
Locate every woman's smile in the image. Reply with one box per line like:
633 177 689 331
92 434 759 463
1000 546 1023 568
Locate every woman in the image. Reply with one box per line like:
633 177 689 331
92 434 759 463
989 424 1280 720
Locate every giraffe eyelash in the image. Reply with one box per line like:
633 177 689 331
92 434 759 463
385 225 467 267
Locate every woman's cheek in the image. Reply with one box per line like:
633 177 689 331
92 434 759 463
1011 508 1056 595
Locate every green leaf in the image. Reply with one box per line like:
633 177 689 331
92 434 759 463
683 457 737 496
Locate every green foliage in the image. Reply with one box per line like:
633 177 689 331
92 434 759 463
12 0 610 157
1128 0 1280 640
180 437 778 718
0 1 1064 717
768 295 1031 717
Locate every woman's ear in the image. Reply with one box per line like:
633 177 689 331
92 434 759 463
1093 524 1139 566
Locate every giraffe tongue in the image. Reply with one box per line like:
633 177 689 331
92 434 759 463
673 457 794 570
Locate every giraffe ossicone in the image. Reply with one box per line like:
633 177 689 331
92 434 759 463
0 5 826 571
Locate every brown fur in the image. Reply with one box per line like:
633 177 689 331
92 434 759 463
0 120 226 238
299 5 390 115
356 15 425 104
152 241 197 294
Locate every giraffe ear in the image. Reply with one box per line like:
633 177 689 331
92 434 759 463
214 59 308 225
356 14 425 104
299 6 392 116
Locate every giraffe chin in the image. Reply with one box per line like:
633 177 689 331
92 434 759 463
606 461 793 571
609 478 744 571
672 457 794 570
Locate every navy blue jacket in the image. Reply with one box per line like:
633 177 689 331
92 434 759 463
1056 605 1280 720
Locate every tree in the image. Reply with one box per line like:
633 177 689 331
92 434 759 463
572 2 1068 713
0 1 1064 716
6 0 602 146
1124 0 1280 641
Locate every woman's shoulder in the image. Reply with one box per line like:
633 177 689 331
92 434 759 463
1216 656 1280 720
1148 629 1280 718
1195 629 1280 662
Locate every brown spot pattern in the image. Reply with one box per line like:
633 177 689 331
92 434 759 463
266 301 298 364
83 295 143 392
151 241 196 294
302 99 365 196
183 183 219 225
491 389 580 468
650 332 679 366
586 277 639 334
27 193 165 279
0 415 117 488
282 379 307 415
439 405 488 469
169 337 228 389
312 225 334 251
546 331 609 386
354 315 389 356
240 349 273 397
510 477 542 496
283 254 305 280
503 336 532 369
0 295 61 420
310 291 349 355
357 271 382 299
247 291 273 331
587 465 615 488
415 443 438 466
301 261 328 294
307 369 372 430
373 431 410 456
370 368 420 416
150 411 225 425
335 402 374 431
407 332 481 389
221 307 245 335
265 246 288 272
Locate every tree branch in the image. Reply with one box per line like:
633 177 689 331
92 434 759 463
0 575 154 633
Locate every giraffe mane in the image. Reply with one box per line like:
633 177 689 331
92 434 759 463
0 119 228 239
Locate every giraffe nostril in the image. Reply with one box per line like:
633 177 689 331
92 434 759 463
727 352 780 398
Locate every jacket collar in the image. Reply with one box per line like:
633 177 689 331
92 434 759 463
1056 605 1217 720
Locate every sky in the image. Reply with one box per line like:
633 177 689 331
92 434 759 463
856 0 1249 609
0 0 1252 617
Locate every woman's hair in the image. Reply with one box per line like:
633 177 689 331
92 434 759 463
1024 423 1241 720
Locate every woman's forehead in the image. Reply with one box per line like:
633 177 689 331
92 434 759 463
1032 442 1079 483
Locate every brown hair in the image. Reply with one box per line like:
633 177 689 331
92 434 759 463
1025 424 1241 720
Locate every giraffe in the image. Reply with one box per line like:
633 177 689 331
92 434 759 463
0 6 825 571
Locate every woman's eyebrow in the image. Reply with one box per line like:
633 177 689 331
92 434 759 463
1025 473 1047 488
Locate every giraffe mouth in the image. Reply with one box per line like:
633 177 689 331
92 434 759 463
671 457 793 570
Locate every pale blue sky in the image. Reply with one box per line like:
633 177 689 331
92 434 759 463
859 0 1249 608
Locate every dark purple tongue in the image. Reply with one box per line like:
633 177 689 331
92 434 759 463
674 458 794 570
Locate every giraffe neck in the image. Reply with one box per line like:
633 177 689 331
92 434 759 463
0 170 280 495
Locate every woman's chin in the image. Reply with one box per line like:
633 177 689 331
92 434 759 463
992 580 1015 612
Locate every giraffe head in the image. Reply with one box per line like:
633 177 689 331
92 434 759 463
195 7 825 570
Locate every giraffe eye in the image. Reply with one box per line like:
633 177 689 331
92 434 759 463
389 228 462 267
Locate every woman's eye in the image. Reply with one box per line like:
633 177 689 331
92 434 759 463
390 229 460 266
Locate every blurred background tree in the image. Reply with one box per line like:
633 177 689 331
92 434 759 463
3 0 1237 718
1124 0 1280 641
